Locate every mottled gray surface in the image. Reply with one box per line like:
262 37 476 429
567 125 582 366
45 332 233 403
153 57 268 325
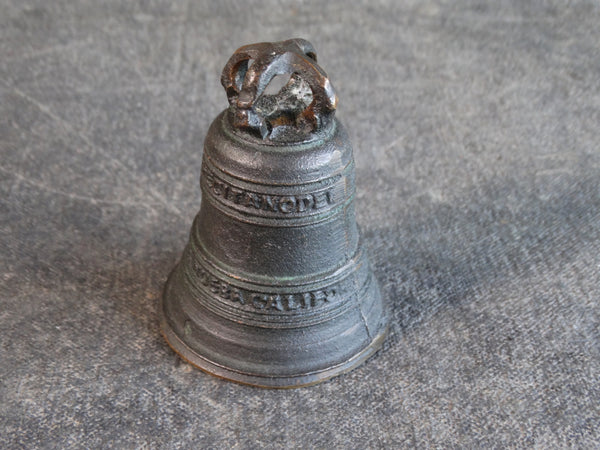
1 0 599 448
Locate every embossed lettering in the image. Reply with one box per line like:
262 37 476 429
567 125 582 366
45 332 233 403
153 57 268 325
266 294 284 311
312 290 330 307
200 271 210 286
231 289 245 305
244 192 262 209
302 292 311 308
296 195 314 212
205 172 215 188
203 169 335 215
278 196 296 213
313 191 332 209
212 180 226 197
251 293 268 309
192 260 339 311
263 195 277 212
284 294 300 310
228 187 244 204
210 278 220 293
220 282 231 300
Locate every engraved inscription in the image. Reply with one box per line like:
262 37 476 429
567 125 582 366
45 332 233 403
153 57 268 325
192 262 337 311
203 169 334 214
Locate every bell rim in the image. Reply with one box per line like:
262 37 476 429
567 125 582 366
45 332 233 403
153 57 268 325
158 301 388 389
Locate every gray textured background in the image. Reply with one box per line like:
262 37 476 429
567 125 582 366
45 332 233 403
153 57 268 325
1 0 599 448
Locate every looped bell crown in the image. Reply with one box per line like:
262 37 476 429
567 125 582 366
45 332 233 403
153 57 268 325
160 39 388 388
221 38 337 140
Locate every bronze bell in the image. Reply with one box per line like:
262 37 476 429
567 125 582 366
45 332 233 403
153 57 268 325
160 39 388 387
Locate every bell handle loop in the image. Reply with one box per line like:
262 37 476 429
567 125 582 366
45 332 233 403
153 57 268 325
221 39 338 138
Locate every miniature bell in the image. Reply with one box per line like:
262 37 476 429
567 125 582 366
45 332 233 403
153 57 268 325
160 39 388 387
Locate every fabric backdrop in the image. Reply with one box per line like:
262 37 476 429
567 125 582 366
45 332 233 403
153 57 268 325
1 0 599 448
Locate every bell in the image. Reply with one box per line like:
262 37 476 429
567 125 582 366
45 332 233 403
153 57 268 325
160 39 388 387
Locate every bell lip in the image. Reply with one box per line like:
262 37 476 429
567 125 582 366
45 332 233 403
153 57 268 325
158 298 388 389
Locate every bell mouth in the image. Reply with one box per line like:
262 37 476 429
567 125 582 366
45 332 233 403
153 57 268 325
159 245 388 388
159 296 388 388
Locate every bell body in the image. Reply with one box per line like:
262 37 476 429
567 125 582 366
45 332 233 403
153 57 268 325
160 39 387 387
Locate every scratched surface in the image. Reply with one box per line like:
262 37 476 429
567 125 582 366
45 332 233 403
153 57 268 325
1 1 599 448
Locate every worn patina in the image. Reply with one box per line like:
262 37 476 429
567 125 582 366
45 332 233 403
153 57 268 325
160 39 388 387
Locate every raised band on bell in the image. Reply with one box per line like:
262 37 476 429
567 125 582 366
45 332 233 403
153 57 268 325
160 38 388 387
